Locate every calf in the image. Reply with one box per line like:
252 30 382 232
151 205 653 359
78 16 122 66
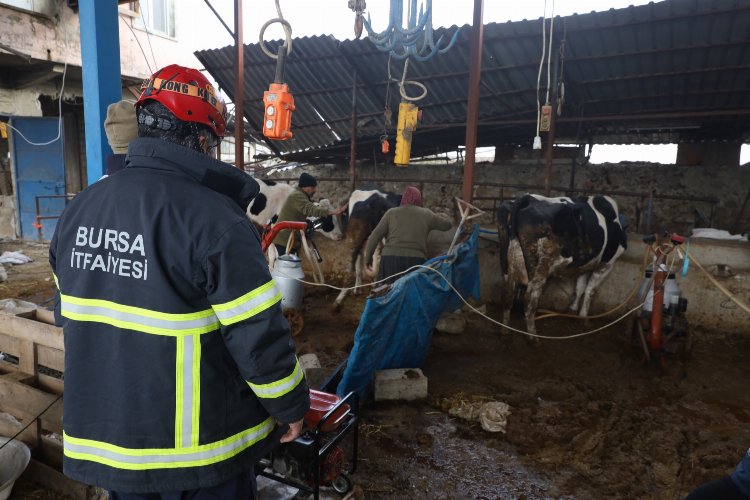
334 189 401 308
497 194 627 334
246 179 343 241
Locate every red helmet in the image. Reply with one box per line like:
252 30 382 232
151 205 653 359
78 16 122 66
135 64 227 138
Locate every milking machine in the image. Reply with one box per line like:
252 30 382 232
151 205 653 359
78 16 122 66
258 390 359 499
633 232 691 369
261 218 328 336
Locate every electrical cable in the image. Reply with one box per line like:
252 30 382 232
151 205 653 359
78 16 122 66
398 58 427 101
136 0 159 70
0 394 62 452
534 0 547 142
273 263 644 340
120 14 154 74
4 31 68 145
545 0 555 105
259 0 293 59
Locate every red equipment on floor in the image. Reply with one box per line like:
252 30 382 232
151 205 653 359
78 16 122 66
258 390 359 499
634 232 690 369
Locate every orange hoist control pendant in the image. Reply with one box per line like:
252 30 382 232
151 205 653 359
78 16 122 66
263 82 295 140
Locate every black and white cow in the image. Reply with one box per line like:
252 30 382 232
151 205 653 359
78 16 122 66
497 194 627 334
334 189 401 308
246 179 344 241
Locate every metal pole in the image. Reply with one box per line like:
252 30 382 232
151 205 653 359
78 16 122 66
544 40 560 197
79 0 121 185
234 0 244 170
543 104 556 197
203 0 234 38
462 0 484 203
350 71 358 193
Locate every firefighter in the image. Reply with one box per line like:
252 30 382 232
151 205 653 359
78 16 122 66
50 64 309 498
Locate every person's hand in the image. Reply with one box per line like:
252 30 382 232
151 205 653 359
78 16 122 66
279 419 304 443
336 203 348 215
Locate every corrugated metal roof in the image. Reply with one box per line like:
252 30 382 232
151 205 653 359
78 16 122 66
195 0 750 162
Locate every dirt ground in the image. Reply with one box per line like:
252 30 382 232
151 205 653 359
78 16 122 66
2 238 749 499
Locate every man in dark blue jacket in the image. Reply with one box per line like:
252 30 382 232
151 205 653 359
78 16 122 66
50 64 309 499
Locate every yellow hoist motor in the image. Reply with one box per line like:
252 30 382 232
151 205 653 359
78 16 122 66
394 101 421 167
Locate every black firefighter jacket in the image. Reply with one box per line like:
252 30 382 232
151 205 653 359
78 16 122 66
50 137 309 493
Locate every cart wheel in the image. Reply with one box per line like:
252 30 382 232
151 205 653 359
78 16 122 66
282 309 304 337
331 474 351 495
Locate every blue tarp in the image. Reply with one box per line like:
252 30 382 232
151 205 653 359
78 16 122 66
336 226 481 398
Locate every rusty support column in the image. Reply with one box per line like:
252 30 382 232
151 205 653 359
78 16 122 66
350 71 358 193
544 41 562 197
543 104 556 197
234 0 244 170
462 0 484 203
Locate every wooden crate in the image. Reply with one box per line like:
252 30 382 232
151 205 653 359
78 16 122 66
0 304 92 499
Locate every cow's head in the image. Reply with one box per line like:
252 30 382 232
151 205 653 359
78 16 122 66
315 199 344 241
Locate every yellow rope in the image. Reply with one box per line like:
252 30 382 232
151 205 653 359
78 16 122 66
689 253 750 314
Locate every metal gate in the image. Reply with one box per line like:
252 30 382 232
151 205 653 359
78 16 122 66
10 117 67 241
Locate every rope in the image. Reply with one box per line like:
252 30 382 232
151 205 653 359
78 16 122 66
274 263 642 340
390 57 427 102
259 0 293 59
689 253 750 314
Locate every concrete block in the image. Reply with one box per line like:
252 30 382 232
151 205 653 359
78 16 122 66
299 354 326 389
435 312 466 334
374 368 428 401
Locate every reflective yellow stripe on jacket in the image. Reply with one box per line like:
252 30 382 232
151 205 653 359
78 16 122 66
55 275 285 467
248 359 304 399
63 417 275 470
59 293 219 336
211 280 282 326
56 276 282 335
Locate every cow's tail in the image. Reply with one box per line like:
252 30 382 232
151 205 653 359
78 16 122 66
496 201 513 275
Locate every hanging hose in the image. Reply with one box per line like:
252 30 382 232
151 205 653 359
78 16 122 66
397 58 427 101
386 53 427 102
259 0 293 59
544 0 555 106
534 0 548 147
364 0 460 62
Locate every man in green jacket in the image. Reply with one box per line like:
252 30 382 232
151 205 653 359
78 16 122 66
273 173 347 255
364 186 453 283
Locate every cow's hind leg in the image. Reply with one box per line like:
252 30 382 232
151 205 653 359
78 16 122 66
498 273 514 333
569 273 590 313
578 263 614 317
523 276 546 337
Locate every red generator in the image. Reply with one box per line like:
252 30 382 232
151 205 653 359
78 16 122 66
258 390 359 499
